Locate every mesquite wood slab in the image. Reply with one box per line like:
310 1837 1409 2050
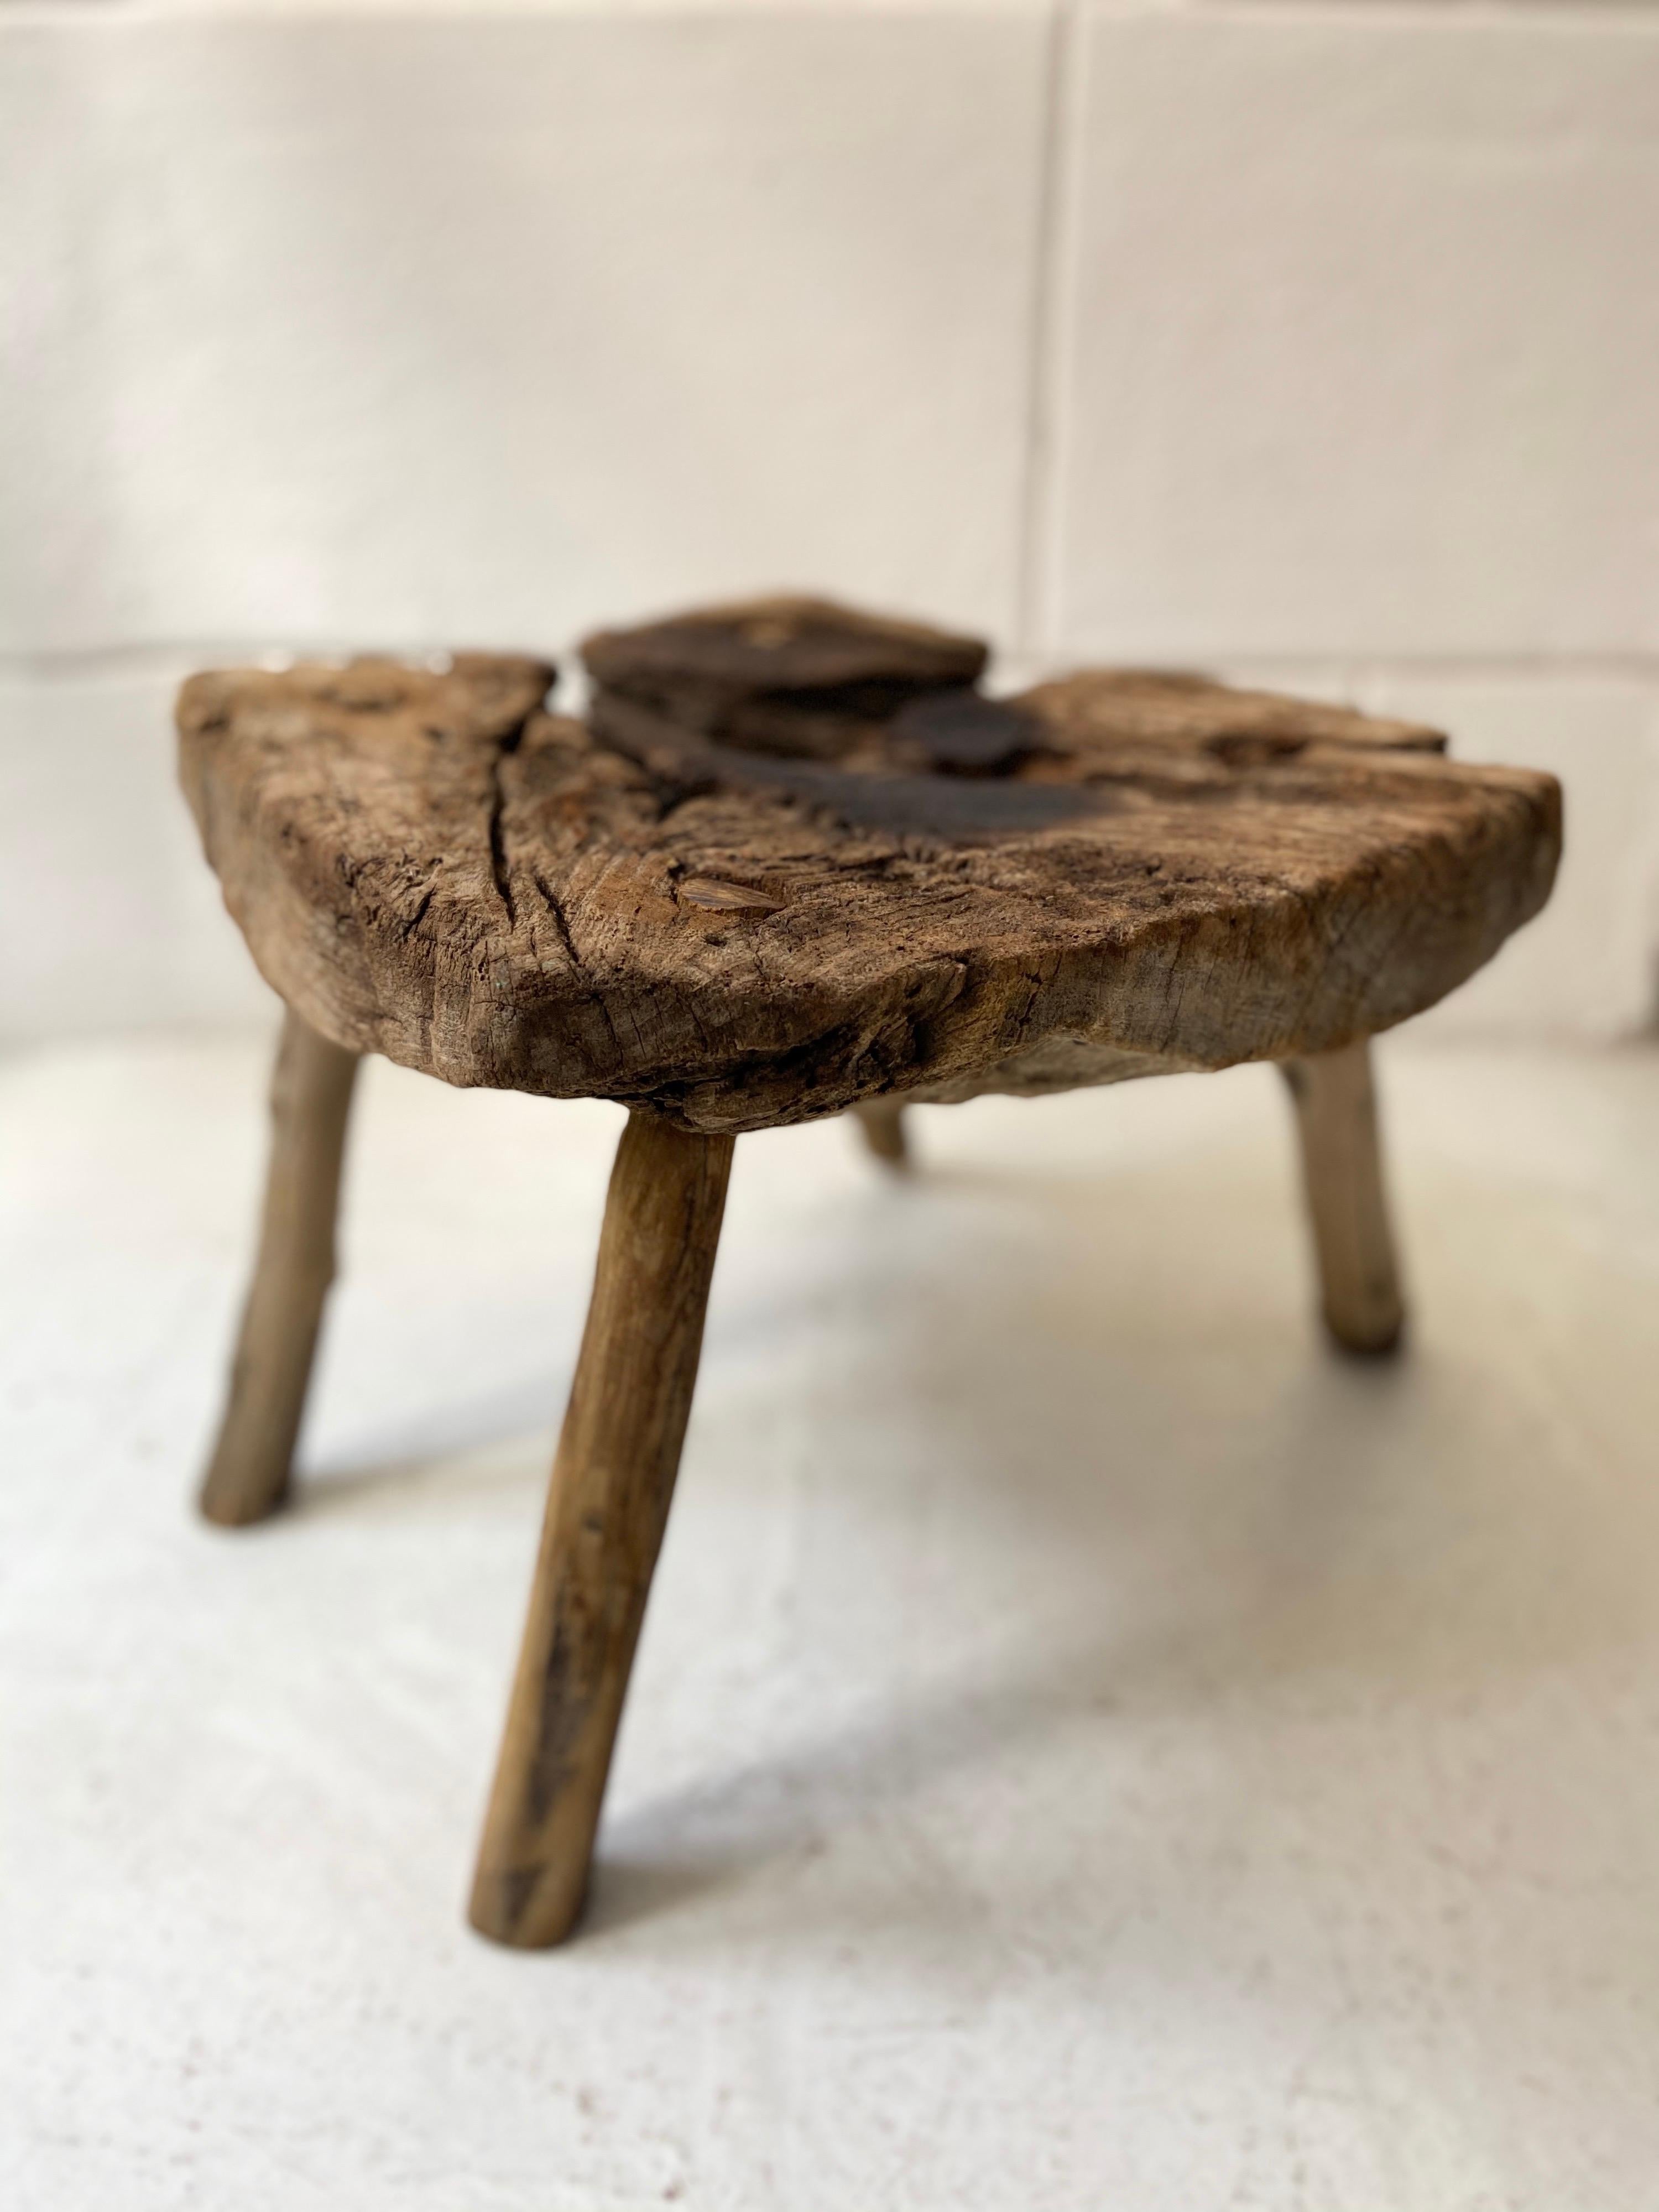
178 648 1559 1135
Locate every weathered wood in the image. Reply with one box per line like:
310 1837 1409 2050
1280 1040 1404 1355
469 1112 735 1948
853 1098 910 1168
200 1009 359 1526
178 630 1560 1136
175 599 1569 1955
582 593 988 763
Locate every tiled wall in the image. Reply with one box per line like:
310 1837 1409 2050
5 0 1657 1041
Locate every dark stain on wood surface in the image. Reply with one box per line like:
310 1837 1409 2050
176 602 1558 1134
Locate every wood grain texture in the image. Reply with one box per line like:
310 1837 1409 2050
199 1009 359 1526
178 620 1560 1136
469 1113 734 1949
1280 1040 1405 1355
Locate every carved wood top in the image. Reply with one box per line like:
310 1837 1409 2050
178 603 1559 1133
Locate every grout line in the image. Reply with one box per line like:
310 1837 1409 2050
10 641 1659 686
997 650 1659 685
1157 0 1659 29
2 0 1651 24
0 638 573 683
1181 653 1659 683
1012 0 1077 661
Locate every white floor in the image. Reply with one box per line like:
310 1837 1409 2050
4 1029 1658 2210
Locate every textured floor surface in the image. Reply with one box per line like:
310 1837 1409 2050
4 1027 1658 2210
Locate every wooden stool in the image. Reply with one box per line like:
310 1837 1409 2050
178 598 1560 1948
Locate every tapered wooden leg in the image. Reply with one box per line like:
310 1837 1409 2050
853 1098 909 1168
199 1010 360 1527
469 1112 735 1949
1279 1038 1405 1356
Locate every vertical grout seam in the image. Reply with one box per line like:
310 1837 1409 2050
1013 0 1082 664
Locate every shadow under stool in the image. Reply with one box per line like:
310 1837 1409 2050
177 596 1561 1948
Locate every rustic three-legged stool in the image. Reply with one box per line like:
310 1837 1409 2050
179 598 1559 1947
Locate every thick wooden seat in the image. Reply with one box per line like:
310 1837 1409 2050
178 597 1560 1949
180 614 1554 1130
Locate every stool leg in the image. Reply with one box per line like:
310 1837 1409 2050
853 1098 909 1168
199 1009 360 1527
1279 1038 1405 1356
469 1112 735 1949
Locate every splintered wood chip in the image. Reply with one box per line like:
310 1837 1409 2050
677 877 782 912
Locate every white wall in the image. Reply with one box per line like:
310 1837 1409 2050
5 0 1657 1042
